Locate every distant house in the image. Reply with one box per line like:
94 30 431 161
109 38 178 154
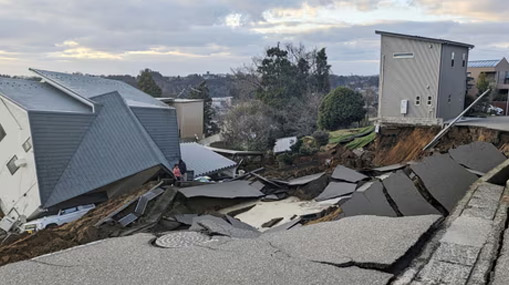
0 69 180 223
467 58 509 98
159 98 204 140
376 31 474 125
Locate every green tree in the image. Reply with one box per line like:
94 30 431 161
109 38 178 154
312 48 331 94
137 69 162 97
476 72 491 95
318 87 366 131
189 81 219 136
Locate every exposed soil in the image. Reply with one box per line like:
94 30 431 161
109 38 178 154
0 182 157 266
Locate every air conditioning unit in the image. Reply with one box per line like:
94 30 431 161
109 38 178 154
400 100 408 114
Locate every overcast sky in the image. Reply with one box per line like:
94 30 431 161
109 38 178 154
0 0 507 76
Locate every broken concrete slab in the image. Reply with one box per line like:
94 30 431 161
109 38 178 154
340 180 397 217
262 215 441 268
261 217 283 228
263 217 302 234
315 181 356 202
225 215 258 232
178 180 265 199
292 173 329 200
173 214 198 226
440 216 492 248
331 165 368 183
410 153 478 212
287 172 325 186
491 228 509 285
382 170 441 216
461 182 504 220
190 215 260 238
372 163 407 173
2 233 393 285
223 196 332 231
448 141 506 173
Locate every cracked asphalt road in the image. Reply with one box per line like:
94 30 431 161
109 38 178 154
0 215 441 285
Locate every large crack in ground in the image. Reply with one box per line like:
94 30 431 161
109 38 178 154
486 206 509 284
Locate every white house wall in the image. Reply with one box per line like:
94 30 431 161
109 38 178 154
0 96 41 220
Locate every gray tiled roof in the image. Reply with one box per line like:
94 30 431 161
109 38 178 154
180 142 237 176
0 78 91 113
30 69 169 109
468 59 501 68
43 92 171 207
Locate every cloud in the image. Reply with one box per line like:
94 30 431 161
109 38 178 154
0 0 507 76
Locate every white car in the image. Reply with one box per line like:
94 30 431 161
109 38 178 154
22 204 96 233
487 105 504 115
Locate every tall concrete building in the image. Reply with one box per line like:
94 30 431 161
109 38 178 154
376 31 474 125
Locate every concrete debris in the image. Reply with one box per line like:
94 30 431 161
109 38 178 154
331 165 368 182
291 173 329 200
261 217 283 228
287 172 325 186
372 163 407 173
340 181 397 217
178 180 265 199
382 170 441 216
410 153 478 212
173 214 198 226
315 181 356 202
189 214 261 238
448 141 506 173
221 196 333 231
263 217 302 234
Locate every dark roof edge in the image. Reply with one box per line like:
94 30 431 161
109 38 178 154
375 30 474 49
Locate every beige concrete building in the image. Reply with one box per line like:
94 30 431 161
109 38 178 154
159 98 204 139
467 58 509 98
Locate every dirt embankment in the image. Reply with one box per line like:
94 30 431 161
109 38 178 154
0 183 156 266
371 126 508 166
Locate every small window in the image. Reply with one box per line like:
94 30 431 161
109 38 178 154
448 94 452 103
462 53 466 67
0 124 5 142
451 52 455 67
427 96 433 106
22 137 32 152
7 155 20 175
394 52 414 59
415 96 421 106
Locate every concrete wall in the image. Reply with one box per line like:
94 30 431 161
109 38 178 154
378 35 441 123
437 44 469 121
170 101 204 139
0 97 41 220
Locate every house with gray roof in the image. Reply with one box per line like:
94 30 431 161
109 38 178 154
0 69 180 222
467 58 509 98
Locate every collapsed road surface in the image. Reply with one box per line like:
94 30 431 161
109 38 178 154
0 215 442 285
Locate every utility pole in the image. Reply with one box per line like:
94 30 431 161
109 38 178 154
506 89 509 116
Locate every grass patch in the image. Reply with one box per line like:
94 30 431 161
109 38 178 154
328 125 374 144
345 131 376 150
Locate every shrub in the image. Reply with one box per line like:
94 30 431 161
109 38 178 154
318 87 366 131
312 130 330 146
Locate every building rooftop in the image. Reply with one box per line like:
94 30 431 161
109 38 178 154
468 59 502 68
30 69 170 109
0 77 92 113
375 30 474 49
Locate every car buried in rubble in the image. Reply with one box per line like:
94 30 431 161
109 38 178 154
21 204 96 233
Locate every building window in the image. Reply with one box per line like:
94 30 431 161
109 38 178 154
448 94 452 103
7 155 20 175
393 52 414 59
0 124 5 142
505 71 509 84
22 137 32 152
415 96 421 106
451 52 455 67
427 96 433 106
462 54 466 67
